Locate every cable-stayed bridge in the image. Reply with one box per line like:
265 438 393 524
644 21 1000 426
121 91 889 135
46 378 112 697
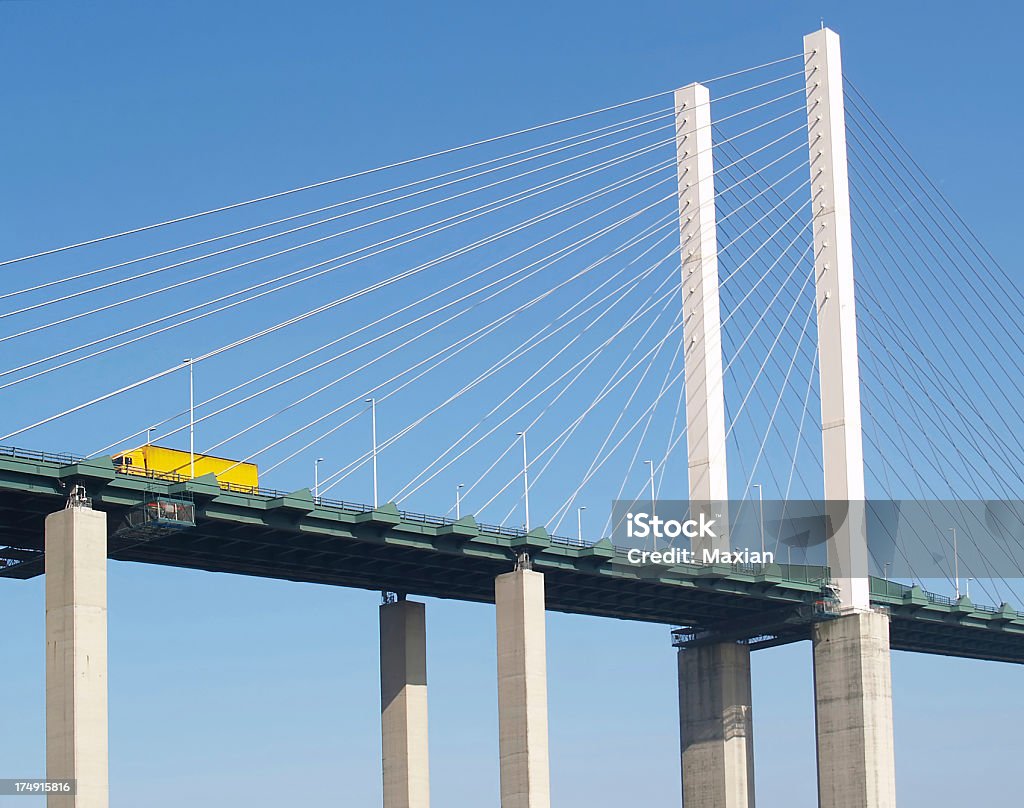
2 27 1022 808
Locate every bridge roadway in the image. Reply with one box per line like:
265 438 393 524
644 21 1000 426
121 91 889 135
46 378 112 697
1 446 1023 663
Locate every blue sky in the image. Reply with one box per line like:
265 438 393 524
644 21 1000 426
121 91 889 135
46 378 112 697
1 1 1022 806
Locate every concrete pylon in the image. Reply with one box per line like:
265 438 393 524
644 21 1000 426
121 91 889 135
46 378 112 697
812 611 897 808
675 79 754 808
803 26 871 611
45 505 109 808
676 81 729 557
495 568 550 808
380 599 430 808
678 643 755 808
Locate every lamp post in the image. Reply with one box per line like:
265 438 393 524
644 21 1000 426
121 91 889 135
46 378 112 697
366 398 378 508
751 483 765 555
456 483 465 519
644 460 655 549
577 505 586 543
183 358 195 478
314 457 325 502
517 431 530 529
950 526 960 599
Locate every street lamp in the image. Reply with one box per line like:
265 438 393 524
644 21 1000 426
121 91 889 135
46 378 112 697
182 358 195 478
644 460 655 549
314 457 325 502
751 483 765 555
516 431 530 529
577 505 587 543
950 526 960 599
366 398 378 508
456 483 465 519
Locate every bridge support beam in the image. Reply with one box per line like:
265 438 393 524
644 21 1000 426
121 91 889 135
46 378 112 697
813 611 896 808
495 568 550 808
380 598 431 808
678 642 755 808
45 504 109 808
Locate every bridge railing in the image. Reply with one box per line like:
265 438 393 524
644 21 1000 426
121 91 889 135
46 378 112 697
0 444 85 466
0 443 828 589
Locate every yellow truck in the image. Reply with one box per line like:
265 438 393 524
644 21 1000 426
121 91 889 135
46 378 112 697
112 444 259 491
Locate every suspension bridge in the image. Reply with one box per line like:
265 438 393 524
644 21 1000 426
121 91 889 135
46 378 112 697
2 27 1023 808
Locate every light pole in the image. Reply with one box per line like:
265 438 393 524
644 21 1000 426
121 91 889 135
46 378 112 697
751 483 765 555
966 577 973 599
314 457 325 502
517 431 530 529
456 483 465 519
577 505 586 543
366 398 378 508
644 460 655 548
950 526 960 599
183 358 195 478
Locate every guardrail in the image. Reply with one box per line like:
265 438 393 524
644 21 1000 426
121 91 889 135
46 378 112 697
0 445 85 466
6 444 1024 620
870 576 1024 618
0 445 871 593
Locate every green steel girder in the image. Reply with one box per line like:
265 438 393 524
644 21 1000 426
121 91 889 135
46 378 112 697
1 450 1023 662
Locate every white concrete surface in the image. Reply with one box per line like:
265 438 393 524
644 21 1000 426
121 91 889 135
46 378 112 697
676 81 729 556
380 599 430 808
45 505 109 808
813 611 897 808
495 569 550 808
678 642 755 808
804 27 870 610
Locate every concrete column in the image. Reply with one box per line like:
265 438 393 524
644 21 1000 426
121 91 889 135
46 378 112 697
45 505 109 808
813 611 896 808
495 568 550 808
675 79 753 808
678 643 755 808
804 27 870 610
675 80 729 555
380 599 430 808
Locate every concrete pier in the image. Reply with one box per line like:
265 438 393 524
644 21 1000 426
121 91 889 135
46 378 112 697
45 505 109 808
379 599 431 808
678 642 755 808
813 611 896 808
495 568 550 808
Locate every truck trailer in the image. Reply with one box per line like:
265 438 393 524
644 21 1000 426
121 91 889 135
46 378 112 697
112 444 259 490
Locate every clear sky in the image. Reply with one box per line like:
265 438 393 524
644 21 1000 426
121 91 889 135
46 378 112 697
1 1 1022 806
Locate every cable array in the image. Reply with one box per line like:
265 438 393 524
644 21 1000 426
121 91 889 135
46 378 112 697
5 51 1016 610
0 52 818 544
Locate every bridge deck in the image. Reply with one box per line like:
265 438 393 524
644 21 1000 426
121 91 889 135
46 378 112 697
2 449 1023 663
